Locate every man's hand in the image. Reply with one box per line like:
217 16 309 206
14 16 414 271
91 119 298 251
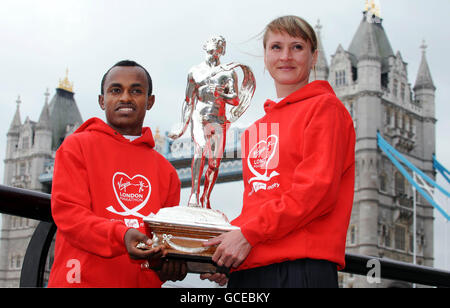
124 228 165 260
203 229 252 269
200 273 228 287
156 259 188 282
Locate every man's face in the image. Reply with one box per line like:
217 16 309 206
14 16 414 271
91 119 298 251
98 66 155 136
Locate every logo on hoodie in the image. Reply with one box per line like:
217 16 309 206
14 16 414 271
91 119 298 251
247 134 280 193
106 172 151 219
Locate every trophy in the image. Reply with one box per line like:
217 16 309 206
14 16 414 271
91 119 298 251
144 35 255 274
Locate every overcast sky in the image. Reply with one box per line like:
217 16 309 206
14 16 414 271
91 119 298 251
1 0 449 278
1 0 449 169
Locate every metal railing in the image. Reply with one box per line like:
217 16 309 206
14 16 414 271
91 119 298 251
1 184 449 288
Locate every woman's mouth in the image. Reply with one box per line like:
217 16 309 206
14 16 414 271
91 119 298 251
278 66 296 71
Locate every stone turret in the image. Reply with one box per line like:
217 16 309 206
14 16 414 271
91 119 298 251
34 89 52 153
414 41 436 218
349 9 387 261
4 96 22 183
414 40 436 119
310 19 329 82
48 70 83 150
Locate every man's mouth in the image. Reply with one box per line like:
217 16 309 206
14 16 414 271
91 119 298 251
115 104 135 112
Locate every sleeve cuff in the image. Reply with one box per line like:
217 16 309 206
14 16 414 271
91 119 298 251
115 222 132 251
240 218 265 247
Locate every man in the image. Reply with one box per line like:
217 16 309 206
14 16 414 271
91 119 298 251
48 60 186 287
169 35 240 209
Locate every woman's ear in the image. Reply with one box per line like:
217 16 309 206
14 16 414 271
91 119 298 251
311 49 319 68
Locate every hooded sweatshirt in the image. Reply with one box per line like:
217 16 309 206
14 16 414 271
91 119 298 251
48 118 180 288
232 81 355 271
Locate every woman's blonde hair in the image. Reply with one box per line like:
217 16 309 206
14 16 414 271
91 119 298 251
263 15 318 53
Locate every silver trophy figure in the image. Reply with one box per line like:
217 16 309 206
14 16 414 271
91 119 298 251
144 36 255 274
169 35 256 208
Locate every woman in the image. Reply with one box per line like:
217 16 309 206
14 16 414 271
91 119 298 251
202 15 356 288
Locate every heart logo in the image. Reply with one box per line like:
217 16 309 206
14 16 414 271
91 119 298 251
247 135 280 184
106 172 151 218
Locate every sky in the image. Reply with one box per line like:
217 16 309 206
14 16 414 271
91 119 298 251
1 0 449 169
0 0 449 283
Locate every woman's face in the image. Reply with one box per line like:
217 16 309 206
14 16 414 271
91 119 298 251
264 30 318 97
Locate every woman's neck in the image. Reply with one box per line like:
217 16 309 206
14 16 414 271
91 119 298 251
275 80 309 98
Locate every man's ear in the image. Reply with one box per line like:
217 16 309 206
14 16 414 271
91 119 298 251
147 95 155 111
98 95 105 110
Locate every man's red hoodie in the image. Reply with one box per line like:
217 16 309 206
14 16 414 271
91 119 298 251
232 81 355 271
48 118 180 287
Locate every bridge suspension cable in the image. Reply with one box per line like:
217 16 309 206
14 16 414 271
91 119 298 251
377 132 450 221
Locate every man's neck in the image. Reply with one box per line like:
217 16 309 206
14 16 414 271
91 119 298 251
107 122 142 137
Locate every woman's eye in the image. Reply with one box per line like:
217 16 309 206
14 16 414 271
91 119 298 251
271 44 281 50
294 44 303 50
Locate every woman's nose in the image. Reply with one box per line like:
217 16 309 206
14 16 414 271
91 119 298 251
280 48 292 61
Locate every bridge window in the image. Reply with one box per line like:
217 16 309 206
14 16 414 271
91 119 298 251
381 72 388 88
379 172 388 192
395 172 405 195
385 108 391 126
348 225 357 245
384 225 391 247
335 70 346 87
22 136 30 150
395 225 406 251
401 83 406 101
393 79 398 97
19 163 26 176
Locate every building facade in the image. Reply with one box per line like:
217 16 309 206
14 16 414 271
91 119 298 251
0 75 83 287
314 8 436 287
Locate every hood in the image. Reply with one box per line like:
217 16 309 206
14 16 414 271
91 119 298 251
264 81 336 113
74 117 155 148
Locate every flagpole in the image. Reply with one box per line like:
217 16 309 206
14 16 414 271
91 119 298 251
413 172 417 265
413 171 417 288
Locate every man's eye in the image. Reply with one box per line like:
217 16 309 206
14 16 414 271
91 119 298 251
293 44 303 50
131 89 143 95
110 88 121 94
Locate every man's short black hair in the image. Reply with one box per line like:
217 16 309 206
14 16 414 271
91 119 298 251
101 60 153 95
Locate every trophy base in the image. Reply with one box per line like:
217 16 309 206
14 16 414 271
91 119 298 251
166 253 230 275
144 206 239 275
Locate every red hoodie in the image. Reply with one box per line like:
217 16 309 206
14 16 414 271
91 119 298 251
232 81 355 271
48 118 180 287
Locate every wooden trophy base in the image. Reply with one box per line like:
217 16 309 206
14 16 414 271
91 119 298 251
144 206 239 275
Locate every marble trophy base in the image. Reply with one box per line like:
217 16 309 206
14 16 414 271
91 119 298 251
144 206 239 275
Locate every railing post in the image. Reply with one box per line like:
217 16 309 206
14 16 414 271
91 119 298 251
20 222 57 288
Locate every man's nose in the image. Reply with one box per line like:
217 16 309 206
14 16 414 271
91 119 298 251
120 90 132 102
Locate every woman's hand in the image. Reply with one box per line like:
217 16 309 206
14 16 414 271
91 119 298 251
203 229 252 269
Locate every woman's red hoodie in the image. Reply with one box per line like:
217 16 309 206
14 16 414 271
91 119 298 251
48 118 180 287
233 81 356 271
